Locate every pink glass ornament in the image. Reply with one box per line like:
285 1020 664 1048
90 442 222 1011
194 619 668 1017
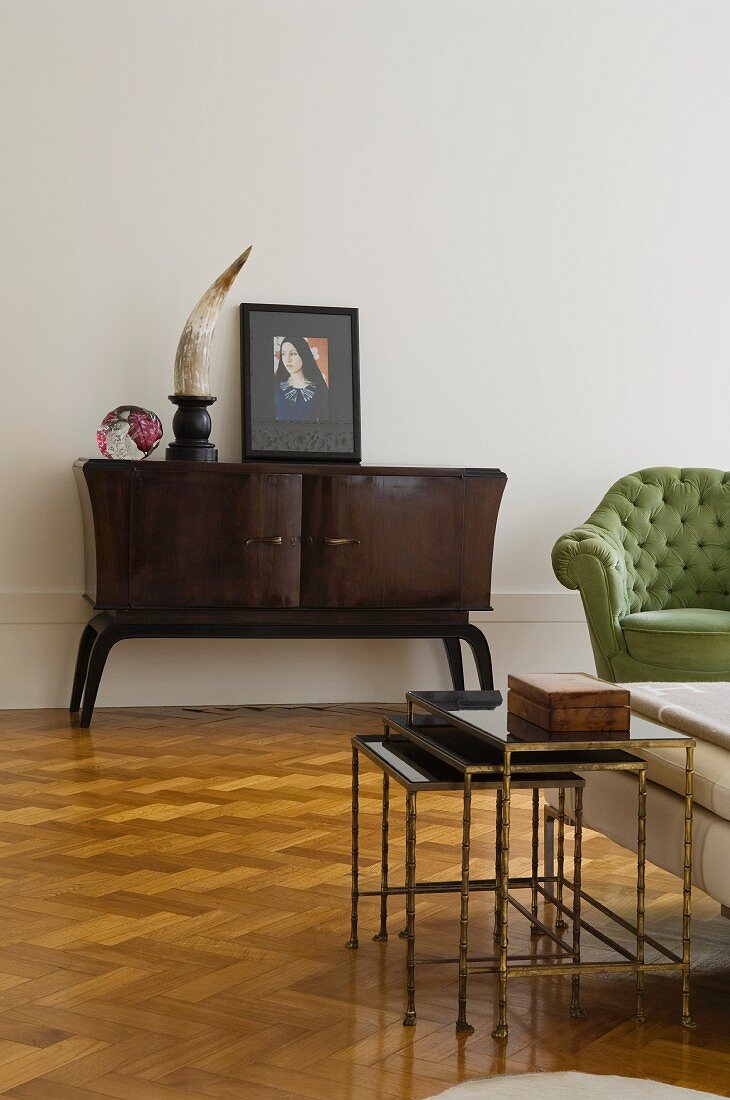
96 405 163 460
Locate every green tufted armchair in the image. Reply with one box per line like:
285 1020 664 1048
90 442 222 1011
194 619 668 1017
552 468 730 682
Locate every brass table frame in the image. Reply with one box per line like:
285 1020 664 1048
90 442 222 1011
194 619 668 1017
345 732 585 1029
402 695 696 1040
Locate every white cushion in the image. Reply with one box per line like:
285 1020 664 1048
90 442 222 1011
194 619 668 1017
550 773 730 907
639 740 730 821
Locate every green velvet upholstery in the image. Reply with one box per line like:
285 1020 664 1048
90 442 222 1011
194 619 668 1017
552 468 730 682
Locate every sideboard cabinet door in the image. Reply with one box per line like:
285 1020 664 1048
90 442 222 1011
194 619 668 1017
300 475 463 608
129 469 302 608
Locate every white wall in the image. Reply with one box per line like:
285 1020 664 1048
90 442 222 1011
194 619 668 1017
2 0 729 708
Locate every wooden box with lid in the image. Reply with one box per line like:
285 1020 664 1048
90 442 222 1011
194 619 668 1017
507 673 630 733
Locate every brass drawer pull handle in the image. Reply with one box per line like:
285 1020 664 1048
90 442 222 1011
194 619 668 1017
322 537 361 546
244 536 283 545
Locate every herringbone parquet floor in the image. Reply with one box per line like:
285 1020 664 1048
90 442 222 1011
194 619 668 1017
0 704 725 1098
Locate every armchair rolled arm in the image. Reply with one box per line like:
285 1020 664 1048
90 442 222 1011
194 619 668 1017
552 524 631 665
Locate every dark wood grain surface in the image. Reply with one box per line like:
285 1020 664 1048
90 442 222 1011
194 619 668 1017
75 463 131 607
300 474 464 609
461 473 507 608
128 466 303 608
77 460 507 613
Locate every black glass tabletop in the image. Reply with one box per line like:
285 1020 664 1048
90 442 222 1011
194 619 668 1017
385 714 642 774
406 689 694 752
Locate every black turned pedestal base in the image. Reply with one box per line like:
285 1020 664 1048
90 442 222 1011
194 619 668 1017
165 394 218 462
69 616 494 729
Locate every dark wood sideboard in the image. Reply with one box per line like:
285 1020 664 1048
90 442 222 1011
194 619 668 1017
71 460 507 726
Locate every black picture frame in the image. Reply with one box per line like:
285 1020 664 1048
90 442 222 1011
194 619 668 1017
240 303 361 462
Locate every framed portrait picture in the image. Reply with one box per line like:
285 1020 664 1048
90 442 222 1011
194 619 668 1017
240 303 361 462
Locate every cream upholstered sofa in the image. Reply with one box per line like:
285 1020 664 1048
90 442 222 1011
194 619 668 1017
545 683 730 913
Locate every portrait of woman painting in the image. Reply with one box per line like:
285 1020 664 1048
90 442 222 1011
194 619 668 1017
274 336 330 423
241 304 360 462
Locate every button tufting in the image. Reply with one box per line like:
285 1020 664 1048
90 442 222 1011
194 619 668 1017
558 471 730 653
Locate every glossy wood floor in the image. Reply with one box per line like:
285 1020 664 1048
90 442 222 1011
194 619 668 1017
0 704 726 1099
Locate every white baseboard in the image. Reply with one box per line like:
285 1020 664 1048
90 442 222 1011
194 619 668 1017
476 593 584 623
0 591 592 709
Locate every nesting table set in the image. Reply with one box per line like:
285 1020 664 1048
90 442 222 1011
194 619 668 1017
345 687 696 1040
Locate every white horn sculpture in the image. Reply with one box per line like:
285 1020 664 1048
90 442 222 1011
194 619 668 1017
173 245 253 397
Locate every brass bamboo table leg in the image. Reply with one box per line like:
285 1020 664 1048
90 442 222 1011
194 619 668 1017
633 764 647 1022
456 773 474 1034
374 772 390 942
682 744 696 1029
570 785 586 1018
530 789 541 937
403 791 418 1025
346 744 359 949
555 787 568 931
493 789 503 943
492 753 511 1040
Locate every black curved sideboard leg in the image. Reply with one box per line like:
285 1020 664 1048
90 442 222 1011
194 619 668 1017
460 625 494 690
70 615 112 713
80 624 126 729
70 624 97 714
443 637 465 691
